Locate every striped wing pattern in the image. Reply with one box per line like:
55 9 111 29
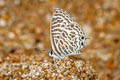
50 8 86 60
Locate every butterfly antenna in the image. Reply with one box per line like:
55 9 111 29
39 49 48 53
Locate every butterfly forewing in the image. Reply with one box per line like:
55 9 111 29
50 8 86 59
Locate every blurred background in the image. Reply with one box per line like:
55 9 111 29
0 0 120 80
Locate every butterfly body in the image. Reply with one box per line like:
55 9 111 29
49 8 87 60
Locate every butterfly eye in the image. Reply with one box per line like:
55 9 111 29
50 51 53 55
81 36 84 39
48 50 53 56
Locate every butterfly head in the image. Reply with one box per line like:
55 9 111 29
48 50 60 60
48 50 54 57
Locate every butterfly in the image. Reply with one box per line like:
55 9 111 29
48 8 88 60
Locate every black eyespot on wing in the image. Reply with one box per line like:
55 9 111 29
81 42 84 45
81 36 84 39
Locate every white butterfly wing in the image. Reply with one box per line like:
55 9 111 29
50 8 86 59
